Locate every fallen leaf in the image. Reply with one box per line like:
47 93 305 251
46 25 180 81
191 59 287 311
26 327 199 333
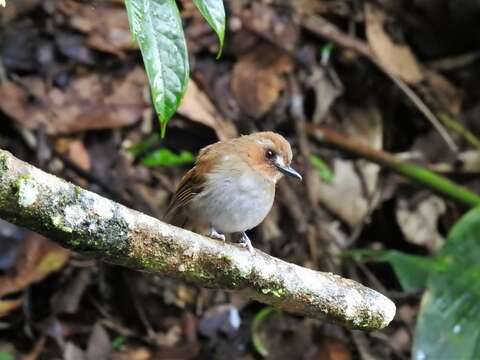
317 159 378 226
55 138 91 171
0 0 40 24
177 80 237 140
316 107 383 226
0 298 22 317
111 347 152 360
396 195 446 252
421 70 462 115
51 268 91 314
0 67 149 134
365 3 424 84
240 3 300 52
316 338 351 360
231 44 294 118
307 66 343 124
86 323 112 360
64 342 86 360
57 0 136 56
0 233 70 298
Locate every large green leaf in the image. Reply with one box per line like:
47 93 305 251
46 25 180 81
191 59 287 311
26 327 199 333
413 207 480 360
346 250 442 292
125 0 189 136
193 0 225 57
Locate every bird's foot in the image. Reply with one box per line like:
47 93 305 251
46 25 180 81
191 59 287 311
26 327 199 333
239 232 255 254
208 227 226 242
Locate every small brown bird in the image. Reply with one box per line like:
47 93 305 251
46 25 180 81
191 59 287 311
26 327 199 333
164 132 302 253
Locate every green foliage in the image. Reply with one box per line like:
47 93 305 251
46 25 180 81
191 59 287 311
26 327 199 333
348 250 444 292
309 155 334 183
111 335 126 350
142 148 195 167
352 207 480 358
193 0 225 57
251 307 277 357
124 0 225 136
127 133 161 156
0 353 13 360
413 207 480 359
125 0 189 137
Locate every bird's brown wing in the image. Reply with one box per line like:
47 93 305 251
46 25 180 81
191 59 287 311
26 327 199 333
163 168 203 227
163 144 219 227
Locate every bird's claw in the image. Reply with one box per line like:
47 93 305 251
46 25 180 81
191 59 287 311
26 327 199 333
208 227 226 242
239 232 255 254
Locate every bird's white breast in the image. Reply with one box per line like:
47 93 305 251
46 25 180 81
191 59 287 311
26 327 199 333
191 166 275 234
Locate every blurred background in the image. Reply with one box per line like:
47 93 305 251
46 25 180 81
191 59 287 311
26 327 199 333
1 0 480 359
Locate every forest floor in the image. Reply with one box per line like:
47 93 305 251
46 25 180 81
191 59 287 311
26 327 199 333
1 0 480 359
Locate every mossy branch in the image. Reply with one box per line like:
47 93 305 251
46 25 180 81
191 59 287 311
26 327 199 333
0 149 395 330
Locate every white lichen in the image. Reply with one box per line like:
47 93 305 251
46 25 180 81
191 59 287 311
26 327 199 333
344 289 363 319
64 205 87 227
119 206 136 229
51 214 73 233
91 196 114 220
17 177 39 207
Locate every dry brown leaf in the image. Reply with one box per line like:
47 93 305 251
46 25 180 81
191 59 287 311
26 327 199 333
317 107 383 226
365 4 424 84
0 233 70 298
308 67 343 124
0 298 23 317
396 195 446 252
0 67 149 134
422 70 462 115
86 323 112 360
177 80 237 140
0 0 40 24
55 138 91 171
231 44 294 118
316 338 351 360
111 347 152 360
57 0 136 56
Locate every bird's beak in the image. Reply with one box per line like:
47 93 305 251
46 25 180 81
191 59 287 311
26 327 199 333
275 162 303 181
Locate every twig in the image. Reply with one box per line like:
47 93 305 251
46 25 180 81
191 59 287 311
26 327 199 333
0 149 395 330
300 14 458 152
437 113 480 151
307 125 480 208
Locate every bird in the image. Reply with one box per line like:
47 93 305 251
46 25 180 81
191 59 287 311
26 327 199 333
164 132 302 254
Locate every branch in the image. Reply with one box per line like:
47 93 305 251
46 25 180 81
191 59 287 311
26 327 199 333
307 125 480 208
0 149 395 330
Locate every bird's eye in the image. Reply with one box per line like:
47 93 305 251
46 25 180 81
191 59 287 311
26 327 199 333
265 149 276 160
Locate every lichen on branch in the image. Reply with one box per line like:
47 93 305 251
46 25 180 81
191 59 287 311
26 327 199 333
0 149 395 330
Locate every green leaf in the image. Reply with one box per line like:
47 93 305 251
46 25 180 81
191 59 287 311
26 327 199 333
127 133 161 157
193 0 226 58
348 250 442 292
111 335 126 350
142 148 195 167
0 352 13 360
251 307 277 357
309 155 334 183
413 207 480 360
125 0 189 137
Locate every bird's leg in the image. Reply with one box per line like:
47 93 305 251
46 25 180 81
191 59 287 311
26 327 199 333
239 232 255 254
208 226 226 242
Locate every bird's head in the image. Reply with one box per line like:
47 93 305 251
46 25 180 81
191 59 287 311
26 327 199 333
238 132 302 183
